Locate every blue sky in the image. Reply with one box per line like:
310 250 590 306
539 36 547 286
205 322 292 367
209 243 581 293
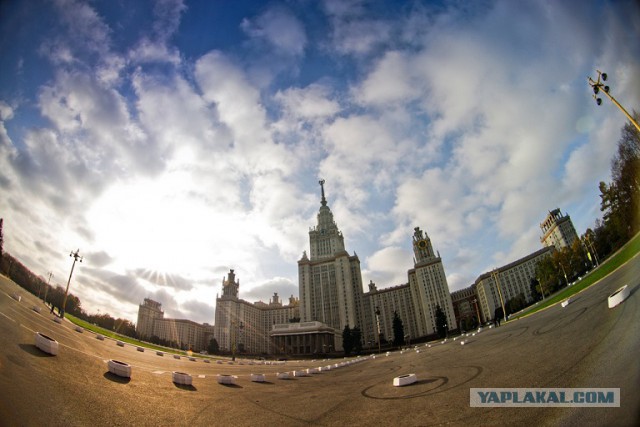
0 0 638 324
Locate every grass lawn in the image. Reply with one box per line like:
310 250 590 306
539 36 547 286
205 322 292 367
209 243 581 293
512 232 640 320
64 313 214 358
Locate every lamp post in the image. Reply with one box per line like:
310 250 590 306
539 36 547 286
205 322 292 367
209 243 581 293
375 306 381 354
491 270 507 324
61 249 82 318
559 262 569 287
588 70 640 133
43 272 53 304
583 235 599 267
536 277 546 301
471 298 481 326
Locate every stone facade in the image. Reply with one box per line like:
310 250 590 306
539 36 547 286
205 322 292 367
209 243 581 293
213 269 300 355
475 247 554 322
136 298 208 351
540 209 579 250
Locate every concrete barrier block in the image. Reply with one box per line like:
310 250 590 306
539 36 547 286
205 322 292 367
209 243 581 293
608 285 630 309
217 374 237 385
393 373 417 387
173 371 192 385
35 332 58 355
251 373 266 382
108 360 131 378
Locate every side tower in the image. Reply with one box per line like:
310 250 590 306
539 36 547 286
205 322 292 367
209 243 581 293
136 298 164 339
540 209 578 250
214 269 241 352
298 180 366 336
408 227 457 336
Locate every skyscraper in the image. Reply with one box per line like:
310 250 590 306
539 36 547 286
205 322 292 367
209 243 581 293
298 180 367 335
407 226 457 336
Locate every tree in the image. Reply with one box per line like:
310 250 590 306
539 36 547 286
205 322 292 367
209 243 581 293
351 327 363 355
342 325 353 356
392 311 405 347
599 112 640 249
529 278 542 302
435 305 448 338
505 293 526 315
208 338 219 354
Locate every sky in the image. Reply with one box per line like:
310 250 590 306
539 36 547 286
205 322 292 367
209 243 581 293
0 0 639 325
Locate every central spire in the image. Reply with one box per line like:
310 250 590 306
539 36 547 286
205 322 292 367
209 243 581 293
319 179 327 206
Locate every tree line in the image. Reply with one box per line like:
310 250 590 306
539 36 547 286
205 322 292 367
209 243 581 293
0 252 137 337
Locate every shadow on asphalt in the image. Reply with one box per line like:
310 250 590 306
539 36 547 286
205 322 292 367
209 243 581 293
412 378 440 386
173 383 197 391
19 344 55 358
217 383 243 389
103 371 131 384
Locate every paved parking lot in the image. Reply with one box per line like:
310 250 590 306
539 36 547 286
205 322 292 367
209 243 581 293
0 255 638 426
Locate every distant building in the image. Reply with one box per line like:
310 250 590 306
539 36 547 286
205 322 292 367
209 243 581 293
270 321 342 355
136 298 164 339
407 226 457 336
475 247 554 322
366 281 418 344
540 209 579 250
213 269 300 355
135 298 207 351
451 285 481 329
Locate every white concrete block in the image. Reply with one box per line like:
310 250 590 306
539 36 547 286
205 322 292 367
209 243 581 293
393 373 417 387
217 374 237 385
276 372 290 379
250 373 266 382
108 360 131 378
173 371 192 385
35 332 58 355
608 285 630 308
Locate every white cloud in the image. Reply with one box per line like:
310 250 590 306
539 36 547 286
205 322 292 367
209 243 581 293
241 5 307 56
363 246 412 287
275 84 340 120
323 0 392 56
353 51 416 105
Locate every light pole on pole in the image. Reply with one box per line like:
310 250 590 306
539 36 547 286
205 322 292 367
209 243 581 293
61 249 82 318
375 306 381 354
588 70 640 133
492 269 507 324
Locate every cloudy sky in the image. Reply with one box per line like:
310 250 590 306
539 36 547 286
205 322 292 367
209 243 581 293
1 0 638 324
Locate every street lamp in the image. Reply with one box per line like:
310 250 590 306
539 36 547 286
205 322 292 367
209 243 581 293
559 262 569 287
61 249 82 318
583 235 599 267
491 269 507 324
375 307 381 354
588 70 640 132
471 298 482 326
536 277 546 301
40 271 53 300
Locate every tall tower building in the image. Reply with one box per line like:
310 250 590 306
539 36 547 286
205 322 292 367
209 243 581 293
540 209 578 250
136 298 164 339
298 180 366 335
408 227 457 335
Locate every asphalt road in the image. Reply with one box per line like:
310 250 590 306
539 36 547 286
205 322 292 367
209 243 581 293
0 255 638 426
